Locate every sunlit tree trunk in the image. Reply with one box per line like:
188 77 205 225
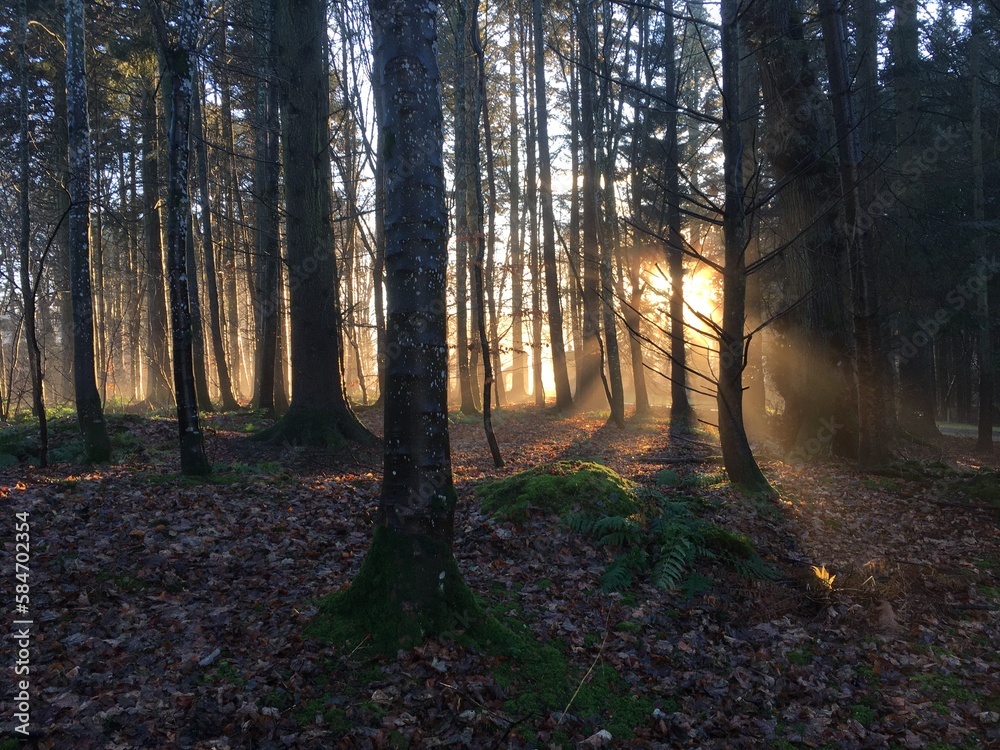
532 0 573 410
625 5 650 416
523 20 545 407
52 62 75 404
450 0 478 416
718 0 774 495
269 0 373 446
193 70 239 410
507 6 527 402
185 213 212 410
576 0 606 410
66 0 110 462
140 82 173 408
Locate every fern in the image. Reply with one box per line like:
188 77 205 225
601 547 648 592
679 572 714 599
565 512 644 547
566 494 773 592
652 536 693 590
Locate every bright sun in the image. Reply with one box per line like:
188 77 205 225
645 264 721 337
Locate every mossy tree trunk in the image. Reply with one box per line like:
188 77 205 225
333 0 477 644
268 0 374 447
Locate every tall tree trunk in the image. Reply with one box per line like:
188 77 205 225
140 84 173 408
532 0 573 410
971 1 991 451
66 0 110 462
569 39 583 384
576 0 606 410
53 62 75 404
477 17 504 408
193 71 239 410
252 0 281 415
818 0 891 465
892 0 940 439
269 0 373 446
373 127 387 405
507 7 527 402
523 22 545 408
747 0 853 452
19 0 47 466
718 0 774 495
467 11 503 466
335 0 478 643
625 6 649 416
150 0 212 475
451 0 478 416
218 13 243 401
185 212 213 410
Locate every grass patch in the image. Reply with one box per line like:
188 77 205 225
851 704 876 726
96 571 149 593
912 672 978 703
787 648 813 667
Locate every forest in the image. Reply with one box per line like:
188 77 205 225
1 0 999 747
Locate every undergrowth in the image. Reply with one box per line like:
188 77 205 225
481 460 775 593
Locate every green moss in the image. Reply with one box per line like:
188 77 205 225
295 698 348 732
787 649 813 667
308 524 501 652
479 460 643 521
701 526 757 560
851 704 876 726
654 469 683 487
960 472 1000 506
572 663 654 738
912 672 978 703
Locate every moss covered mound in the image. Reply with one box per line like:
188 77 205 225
478 460 643 521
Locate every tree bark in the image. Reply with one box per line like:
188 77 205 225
193 70 239 410
149 0 212 475
718 0 774 495
507 6 527 402
576 0 606 411
532 0 573 410
334 0 477 644
19 0 48 466
140 84 173 408
269 0 374 447
818 0 892 466
251 0 281 416
66 0 110 462
970 1 991 451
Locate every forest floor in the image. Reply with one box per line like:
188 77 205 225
1 404 999 749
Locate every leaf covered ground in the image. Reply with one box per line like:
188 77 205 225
1 406 999 749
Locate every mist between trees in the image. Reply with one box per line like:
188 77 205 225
2 0 999 477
